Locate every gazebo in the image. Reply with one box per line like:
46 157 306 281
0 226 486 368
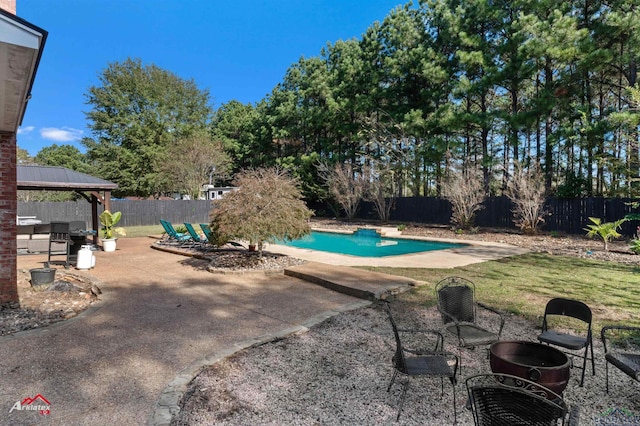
17 164 118 244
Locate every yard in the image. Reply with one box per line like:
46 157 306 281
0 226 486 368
172 224 640 425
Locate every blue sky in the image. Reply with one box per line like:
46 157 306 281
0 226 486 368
15 0 403 156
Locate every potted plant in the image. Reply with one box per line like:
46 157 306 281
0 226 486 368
99 210 124 252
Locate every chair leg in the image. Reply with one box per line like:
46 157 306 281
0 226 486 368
387 370 398 393
605 361 610 393
589 337 596 375
579 345 588 387
396 379 410 421
451 378 457 424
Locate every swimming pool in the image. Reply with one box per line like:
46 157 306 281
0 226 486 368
277 229 466 258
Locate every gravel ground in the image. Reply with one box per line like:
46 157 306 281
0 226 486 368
172 300 640 425
173 221 640 425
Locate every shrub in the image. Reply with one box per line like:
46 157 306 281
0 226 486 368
505 162 548 234
318 162 368 221
584 217 627 251
441 165 486 230
210 167 313 257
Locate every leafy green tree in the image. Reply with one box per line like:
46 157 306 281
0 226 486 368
210 100 263 172
83 57 213 197
16 146 33 164
34 144 91 174
209 167 313 257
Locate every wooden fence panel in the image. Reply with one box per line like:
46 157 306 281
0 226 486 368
18 200 213 227
18 197 638 236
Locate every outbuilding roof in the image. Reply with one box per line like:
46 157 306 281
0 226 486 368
17 164 118 191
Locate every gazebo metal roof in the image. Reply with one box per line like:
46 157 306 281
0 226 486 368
17 164 118 243
17 164 118 191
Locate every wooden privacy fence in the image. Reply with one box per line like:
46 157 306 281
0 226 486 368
18 200 214 227
357 196 639 236
18 197 638 236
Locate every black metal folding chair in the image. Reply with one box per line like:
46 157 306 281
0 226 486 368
538 298 595 387
601 325 640 393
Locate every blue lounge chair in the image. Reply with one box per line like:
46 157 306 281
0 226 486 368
184 222 209 250
159 220 192 246
199 223 246 249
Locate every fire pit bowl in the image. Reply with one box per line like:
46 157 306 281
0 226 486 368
490 341 570 396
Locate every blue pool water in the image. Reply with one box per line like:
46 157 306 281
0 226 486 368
278 229 465 257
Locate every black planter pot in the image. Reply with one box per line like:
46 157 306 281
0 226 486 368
30 268 56 288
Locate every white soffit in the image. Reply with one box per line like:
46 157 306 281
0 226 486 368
0 13 46 133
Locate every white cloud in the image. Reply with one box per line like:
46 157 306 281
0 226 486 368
17 126 35 135
40 127 84 142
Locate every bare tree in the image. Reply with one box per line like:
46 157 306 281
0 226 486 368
505 162 548 234
318 162 368 221
441 165 486 230
210 167 313 257
365 162 398 223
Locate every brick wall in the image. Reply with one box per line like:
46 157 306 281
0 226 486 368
0 133 18 306
0 0 16 14
1 0 25 306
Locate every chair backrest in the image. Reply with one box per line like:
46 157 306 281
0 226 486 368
49 221 70 242
159 220 172 236
466 373 567 426
160 220 179 238
184 223 201 241
436 277 476 324
543 298 592 331
200 224 212 239
383 302 408 374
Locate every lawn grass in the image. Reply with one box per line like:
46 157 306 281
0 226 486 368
361 253 640 330
121 224 164 238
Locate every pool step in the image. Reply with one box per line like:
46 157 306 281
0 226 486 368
284 262 419 300
377 226 403 237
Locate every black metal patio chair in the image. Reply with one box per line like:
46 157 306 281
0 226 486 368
435 276 505 370
383 301 458 422
47 221 71 269
538 298 595 387
466 373 579 425
601 325 640 393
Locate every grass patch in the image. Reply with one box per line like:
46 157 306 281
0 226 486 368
360 253 640 330
120 225 165 238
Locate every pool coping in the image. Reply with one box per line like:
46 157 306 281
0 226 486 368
266 231 530 268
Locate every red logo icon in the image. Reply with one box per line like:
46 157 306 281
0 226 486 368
9 393 51 415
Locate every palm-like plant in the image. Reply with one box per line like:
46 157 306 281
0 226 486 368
584 217 627 251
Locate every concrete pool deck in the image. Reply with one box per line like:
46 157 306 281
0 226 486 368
266 235 530 268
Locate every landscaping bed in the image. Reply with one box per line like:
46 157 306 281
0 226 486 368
0 269 100 336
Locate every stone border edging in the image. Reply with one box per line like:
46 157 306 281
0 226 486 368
147 300 372 426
